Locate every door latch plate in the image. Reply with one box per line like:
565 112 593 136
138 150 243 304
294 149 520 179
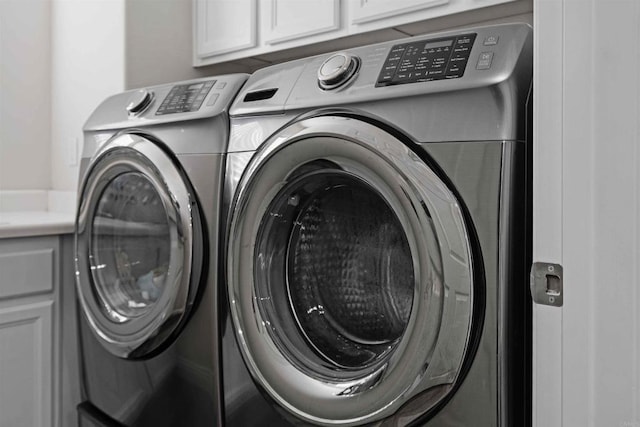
530 262 563 307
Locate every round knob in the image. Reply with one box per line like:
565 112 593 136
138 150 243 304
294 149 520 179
126 89 153 115
317 53 360 90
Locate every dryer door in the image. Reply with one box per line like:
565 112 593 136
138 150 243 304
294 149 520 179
227 115 481 426
75 133 204 359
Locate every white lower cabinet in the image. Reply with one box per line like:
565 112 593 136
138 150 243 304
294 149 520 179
0 301 53 427
0 235 76 427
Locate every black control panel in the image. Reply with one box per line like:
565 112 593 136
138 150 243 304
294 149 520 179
156 80 216 115
376 33 476 87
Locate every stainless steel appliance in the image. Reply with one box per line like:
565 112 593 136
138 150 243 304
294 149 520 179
74 75 247 426
222 23 532 426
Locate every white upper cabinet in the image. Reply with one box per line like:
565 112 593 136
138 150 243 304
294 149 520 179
262 0 341 45
194 0 257 60
193 0 520 66
349 0 449 26
348 0 520 34
194 0 346 65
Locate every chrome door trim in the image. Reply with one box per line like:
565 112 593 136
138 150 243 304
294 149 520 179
227 115 475 425
75 133 199 359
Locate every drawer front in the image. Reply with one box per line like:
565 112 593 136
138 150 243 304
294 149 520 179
0 237 57 299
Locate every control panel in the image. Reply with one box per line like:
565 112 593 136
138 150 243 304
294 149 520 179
156 80 217 115
376 33 476 86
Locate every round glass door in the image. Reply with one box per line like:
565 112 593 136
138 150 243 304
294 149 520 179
91 172 170 322
76 134 203 359
227 116 478 425
255 170 414 372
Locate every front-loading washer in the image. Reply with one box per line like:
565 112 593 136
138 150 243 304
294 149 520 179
74 74 247 426
221 24 532 426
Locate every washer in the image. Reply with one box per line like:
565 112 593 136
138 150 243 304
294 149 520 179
222 24 532 426
75 75 247 426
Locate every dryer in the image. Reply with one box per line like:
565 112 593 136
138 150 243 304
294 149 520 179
222 24 532 426
74 75 247 426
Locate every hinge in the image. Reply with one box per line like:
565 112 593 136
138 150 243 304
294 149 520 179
530 262 563 307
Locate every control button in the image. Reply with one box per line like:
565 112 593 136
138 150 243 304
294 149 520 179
383 63 399 73
413 69 427 79
445 59 467 78
378 71 395 83
318 52 361 90
215 81 227 90
446 63 465 74
456 36 474 46
386 46 406 62
483 35 499 46
476 52 494 70
206 93 220 107
387 52 404 61
449 56 467 64
454 46 471 54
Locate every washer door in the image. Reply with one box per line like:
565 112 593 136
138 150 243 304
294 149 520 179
227 115 480 426
75 134 203 359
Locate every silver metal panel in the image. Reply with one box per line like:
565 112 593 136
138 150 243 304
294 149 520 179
228 63 306 116
422 141 503 427
84 74 247 130
228 114 294 153
83 74 247 154
230 24 531 142
83 113 231 157
422 140 528 427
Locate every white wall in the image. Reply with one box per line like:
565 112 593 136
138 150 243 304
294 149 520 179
583 3 640 424
0 1 51 191
51 0 126 192
533 0 640 426
125 0 251 89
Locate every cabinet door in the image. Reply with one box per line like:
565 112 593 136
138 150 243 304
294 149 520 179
0 301 53 427
261 0 340 45
194 0 257 58
349 0 449 26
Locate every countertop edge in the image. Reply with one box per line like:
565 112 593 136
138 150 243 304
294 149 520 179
0 212 75 239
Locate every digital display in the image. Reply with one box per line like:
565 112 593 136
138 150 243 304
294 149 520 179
156 80 216 115
423 40 453 49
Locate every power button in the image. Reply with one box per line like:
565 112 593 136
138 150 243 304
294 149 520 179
483 35 499 46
